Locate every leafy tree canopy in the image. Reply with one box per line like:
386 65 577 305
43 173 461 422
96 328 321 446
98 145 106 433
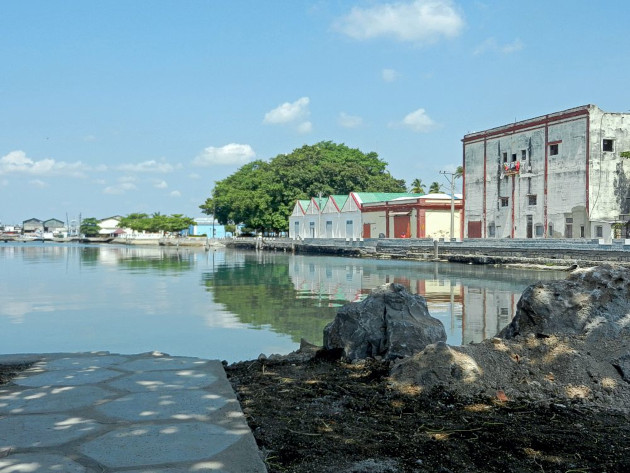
119 212 195 234
199 141 405 232
80 217 100 237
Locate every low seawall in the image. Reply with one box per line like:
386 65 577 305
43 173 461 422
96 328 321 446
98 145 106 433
227 237 630 267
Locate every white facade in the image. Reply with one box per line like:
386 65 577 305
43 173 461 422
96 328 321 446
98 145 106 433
289 192 462 240
463 105 630 241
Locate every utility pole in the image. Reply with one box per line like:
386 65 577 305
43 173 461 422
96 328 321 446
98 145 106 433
439 170 457 241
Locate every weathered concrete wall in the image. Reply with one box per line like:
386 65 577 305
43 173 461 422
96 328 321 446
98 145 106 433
463 105 630 242
464 110 589 239
589 107 630 233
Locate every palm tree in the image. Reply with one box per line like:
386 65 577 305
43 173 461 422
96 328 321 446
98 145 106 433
454 165 464 180
410 178 426 194
429 181 441 194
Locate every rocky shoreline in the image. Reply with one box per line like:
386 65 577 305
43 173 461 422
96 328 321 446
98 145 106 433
225 264 630 471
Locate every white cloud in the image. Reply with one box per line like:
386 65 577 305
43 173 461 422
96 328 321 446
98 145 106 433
474 37 524 55
29 179 47 188
297 121 313 134
382 68 399 82
103 176 137 195
0 150 89 177
501 39 524 54
263 97 310 124
193 143 256 167
338 112 364 128
188 173 201 180
263 97 312 133
335 0 464 44
153 179 168 189
170 190 181 198
395 108 438 132
116 160 177 173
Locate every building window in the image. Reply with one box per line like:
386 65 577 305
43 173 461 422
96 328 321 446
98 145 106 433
521 150 527 160
528 195 537 206
535 225 544 237
565 218 573 238
596 225 603 238
488 224 495 237
549 143 559 156
502 152 507 163
603 139 614 152
511 153 517 162
501 197 509 207
580 225 585 238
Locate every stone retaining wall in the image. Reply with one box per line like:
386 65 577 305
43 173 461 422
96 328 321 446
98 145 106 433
227 237 630 266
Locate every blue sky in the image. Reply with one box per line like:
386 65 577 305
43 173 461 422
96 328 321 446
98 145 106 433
2 0 629 225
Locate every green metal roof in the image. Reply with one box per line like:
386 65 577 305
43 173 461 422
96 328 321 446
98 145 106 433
353 192 418 204
298 200 310 212
329 195 348 210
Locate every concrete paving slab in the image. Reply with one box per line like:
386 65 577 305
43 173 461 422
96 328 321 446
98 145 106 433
36 355 129 371
0 413 102 448
14 367 121 387
108 369 218 392
0 352 267 472
116 356 209 372
0 453 93 472
0 385 113 414
96 390 228 421
78 422 241 468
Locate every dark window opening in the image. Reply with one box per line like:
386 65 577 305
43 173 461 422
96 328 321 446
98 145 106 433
596 225 603 238
603 139 614 152
511 153 517 162
502 152 507 163
501 197 509 207
549 144 559 155
528 195 537 205
521 150 527 160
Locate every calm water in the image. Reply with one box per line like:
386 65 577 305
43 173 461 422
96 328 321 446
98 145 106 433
0 243 565 362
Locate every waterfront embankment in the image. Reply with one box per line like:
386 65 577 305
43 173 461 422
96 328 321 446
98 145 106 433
227 237 630 267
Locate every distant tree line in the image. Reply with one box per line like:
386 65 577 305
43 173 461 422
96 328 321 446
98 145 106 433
79 213 195 237
119 213 195 234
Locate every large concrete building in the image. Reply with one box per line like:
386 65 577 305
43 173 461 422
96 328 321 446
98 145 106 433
463 105 630 241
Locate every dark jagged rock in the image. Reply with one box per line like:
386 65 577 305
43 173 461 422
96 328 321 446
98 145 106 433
500 265 630 341
323 283 446 361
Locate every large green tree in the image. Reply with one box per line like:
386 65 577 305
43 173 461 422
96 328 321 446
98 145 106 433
200 141 405 232
80 217 100 237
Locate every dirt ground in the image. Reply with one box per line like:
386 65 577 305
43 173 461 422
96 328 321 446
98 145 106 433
226 354 630 473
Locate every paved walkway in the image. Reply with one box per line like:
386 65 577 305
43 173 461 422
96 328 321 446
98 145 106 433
0 352 267 472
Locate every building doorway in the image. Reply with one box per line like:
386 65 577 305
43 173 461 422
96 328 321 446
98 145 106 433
363 223 371 239
393 215 410 238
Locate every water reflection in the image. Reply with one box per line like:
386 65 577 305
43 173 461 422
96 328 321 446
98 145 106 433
205 251 564 346
0 244 565 360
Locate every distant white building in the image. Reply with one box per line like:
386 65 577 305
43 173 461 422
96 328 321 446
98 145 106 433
463 104 630 241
